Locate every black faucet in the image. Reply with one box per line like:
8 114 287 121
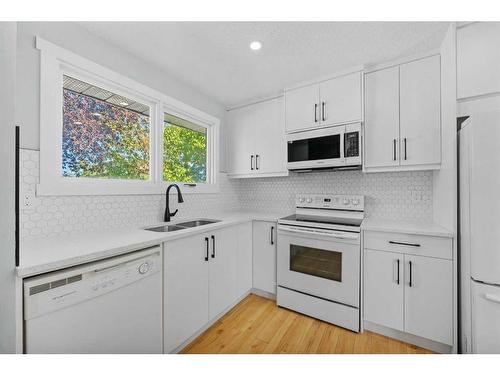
164 184 184 222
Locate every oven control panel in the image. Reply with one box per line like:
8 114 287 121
296 194 364 211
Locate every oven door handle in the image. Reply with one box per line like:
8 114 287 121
278 226 358 240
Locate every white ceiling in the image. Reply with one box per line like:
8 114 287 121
79 22 450 108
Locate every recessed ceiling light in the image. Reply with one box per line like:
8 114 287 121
249 41 262 51
119 101 129 106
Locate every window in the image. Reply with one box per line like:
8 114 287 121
37 37 219 195
62 76 151 180
163 113 207 184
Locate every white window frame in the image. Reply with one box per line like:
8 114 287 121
37 37 220 196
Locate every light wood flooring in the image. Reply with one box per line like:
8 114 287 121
181 294 434 354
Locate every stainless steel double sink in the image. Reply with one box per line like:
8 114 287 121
145 219 220 233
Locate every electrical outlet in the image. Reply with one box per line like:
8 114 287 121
21 189 36 210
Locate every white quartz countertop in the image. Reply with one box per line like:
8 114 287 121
361 217 455 238
18 211 283 278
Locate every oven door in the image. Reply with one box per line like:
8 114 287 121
287 126 345 170
277 225 360 307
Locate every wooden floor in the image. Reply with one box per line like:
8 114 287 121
181 294 434 354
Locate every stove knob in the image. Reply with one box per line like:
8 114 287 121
298 197 305 203
343 198 350 205
306 198 313 203
352 198 360 206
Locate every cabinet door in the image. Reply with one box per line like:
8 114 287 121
400 55 441 167
226 105 256 175
319 72 362 127
364 66 400 169
404 254 453 345
285 84 320 133
364 249 404 331
254 97 287 174
252 221 277 294
236 222 253 298
208 227 238 320
164 235 209 352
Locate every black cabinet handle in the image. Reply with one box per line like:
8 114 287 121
409 261 413 287
393 139 396 161
396 259 400 285
404 138 407 160
314 104 318 123
211 235 216 258
250 155 254 170
270 226 274 245
388 240 421 247
256 154 259 170
204 237 209 261
322 102 326 121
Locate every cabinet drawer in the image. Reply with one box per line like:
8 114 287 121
364 231 452 260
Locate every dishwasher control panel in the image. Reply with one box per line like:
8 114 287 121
24 247 161 320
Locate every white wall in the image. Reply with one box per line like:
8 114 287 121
0 21 17 354
433 24 457 231
16 22 226 170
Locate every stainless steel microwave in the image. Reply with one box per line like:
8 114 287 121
286 123 362 171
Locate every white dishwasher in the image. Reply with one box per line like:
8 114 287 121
24 246 162 354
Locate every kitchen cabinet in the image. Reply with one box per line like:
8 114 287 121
252 220 277 295
164 233 209 353
404 254 453 345
457 22 500 99
236 222 253 298
285 71 362 133
364 249 404 331
363 230 454 346
208 226 238 320
364 66 400 169
226 97 287 178
164 223 251 352
364 54 441 172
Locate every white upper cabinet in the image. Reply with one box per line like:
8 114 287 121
319 72 362 127
227 97 287 178
457 22 500 99
364 66 400 168
400 55 441 167
285 71 363 133
285 84 320 133
364 54 441 172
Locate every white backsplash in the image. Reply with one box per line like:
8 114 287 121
19 149 241 239
20 149 433 240
237 170 433 219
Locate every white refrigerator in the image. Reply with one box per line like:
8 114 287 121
459 110 500 353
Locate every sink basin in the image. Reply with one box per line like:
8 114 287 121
145 225 186 233
176 219 221 228
144 219 220 233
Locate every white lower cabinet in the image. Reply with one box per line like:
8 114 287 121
164 233 209 353
364 249 404 331
363 230 454 347
404 254 453 345
164 223 252 353
252 220 277 295
208 227 238 320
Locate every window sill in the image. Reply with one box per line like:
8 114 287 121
36 179 220 196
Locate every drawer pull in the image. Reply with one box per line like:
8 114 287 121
388 240 421 247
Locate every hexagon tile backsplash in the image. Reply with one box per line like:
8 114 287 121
20 149 433 240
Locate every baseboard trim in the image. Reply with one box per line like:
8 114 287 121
364 321 453 354
251 288 276 300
